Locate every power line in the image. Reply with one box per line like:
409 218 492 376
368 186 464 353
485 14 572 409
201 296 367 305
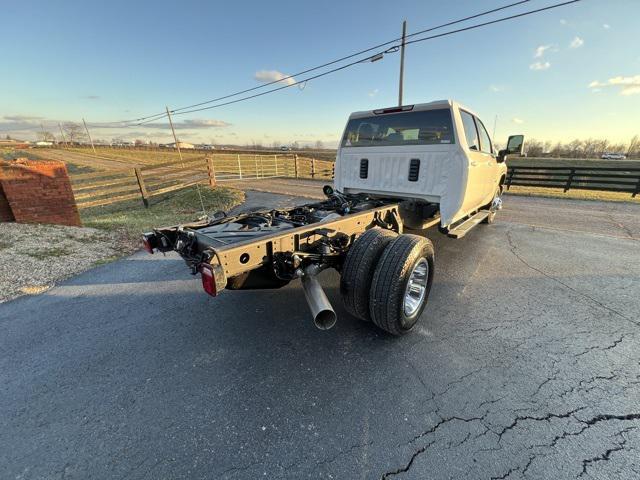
88 0 534 127
405 0 581 47
169 0 581 116
166 0 532 115
5 0 582 130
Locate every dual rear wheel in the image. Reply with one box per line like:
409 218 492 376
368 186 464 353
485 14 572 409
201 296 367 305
340 229 435 335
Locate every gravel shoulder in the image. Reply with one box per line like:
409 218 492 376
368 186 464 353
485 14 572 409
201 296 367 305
0 223 125 303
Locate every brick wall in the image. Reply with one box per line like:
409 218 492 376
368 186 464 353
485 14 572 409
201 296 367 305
0 181 15 222
0 159 81 227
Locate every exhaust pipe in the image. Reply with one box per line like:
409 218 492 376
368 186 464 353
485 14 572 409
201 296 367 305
301 265 337 330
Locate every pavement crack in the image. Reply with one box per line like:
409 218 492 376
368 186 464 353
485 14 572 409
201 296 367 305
383 414 487 478
438 366 486 396
380 440 437 479
490 466 518 479
505 229 638 327
578 427 635 477
496 407 586 443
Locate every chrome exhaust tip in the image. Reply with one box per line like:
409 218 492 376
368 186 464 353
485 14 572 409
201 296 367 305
301 266 337 330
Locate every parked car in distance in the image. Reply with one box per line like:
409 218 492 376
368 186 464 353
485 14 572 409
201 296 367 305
601 152 627 160
280 145 291 151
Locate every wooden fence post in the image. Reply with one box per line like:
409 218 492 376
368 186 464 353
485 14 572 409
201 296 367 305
237 154 243 180
206 156 217 187
294 154 299 178
506 167 514 190
311 158 316 179
564 168 575 192
260 156 264 177
254 154 259 178
274 154 278 176
134 167 149 208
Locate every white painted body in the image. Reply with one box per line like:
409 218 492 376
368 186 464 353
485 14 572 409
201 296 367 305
334 100 507 228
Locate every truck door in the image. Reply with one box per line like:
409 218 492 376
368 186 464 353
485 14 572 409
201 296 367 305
474 116 499 203
459 110 488 211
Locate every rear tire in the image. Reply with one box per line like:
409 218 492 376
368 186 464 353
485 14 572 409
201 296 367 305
340 228 397 322
369 235 434 335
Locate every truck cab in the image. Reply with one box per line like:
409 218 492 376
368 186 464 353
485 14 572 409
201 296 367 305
334 100 518 228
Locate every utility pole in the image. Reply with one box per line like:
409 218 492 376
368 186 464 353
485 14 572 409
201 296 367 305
82 118 97 155
166 106 184 167
166 106 206 215
398 20 407 106
40 123 47 142
58 123 67 147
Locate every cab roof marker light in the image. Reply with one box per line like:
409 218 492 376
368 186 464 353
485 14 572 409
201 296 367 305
373 105 414 115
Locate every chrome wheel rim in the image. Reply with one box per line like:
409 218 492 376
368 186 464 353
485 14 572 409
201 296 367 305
491 194 503 212
403 258 429 317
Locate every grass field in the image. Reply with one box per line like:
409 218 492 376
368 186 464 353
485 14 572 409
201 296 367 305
507 156 640 169
81 185 245 246
506 185 639 203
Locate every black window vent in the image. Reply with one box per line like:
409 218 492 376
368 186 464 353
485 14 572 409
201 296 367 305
408 159 420 181
359 158 368 179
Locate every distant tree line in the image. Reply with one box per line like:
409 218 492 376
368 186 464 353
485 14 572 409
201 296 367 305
522 135 640 159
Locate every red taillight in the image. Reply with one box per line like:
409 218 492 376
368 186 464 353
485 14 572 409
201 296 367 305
141 235 154 254
200 264 217 297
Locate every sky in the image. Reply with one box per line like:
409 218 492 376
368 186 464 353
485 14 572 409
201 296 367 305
1 0 639 147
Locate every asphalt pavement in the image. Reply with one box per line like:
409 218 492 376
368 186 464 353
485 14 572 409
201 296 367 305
1 189 639 479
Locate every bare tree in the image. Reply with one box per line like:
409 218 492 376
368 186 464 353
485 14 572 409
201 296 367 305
524 138 543 157
37 131 55 142
62 122 86 144
315 140 324 150
627 135 640 158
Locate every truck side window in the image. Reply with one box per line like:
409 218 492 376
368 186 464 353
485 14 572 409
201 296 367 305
475 118 493 154
460 110 479 151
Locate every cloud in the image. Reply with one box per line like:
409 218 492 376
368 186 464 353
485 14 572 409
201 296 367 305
511 117 524 125
588 75 640 95
559 19 567 25
368 88 379 97
603 23 610 29
254 70 295 86
87 118 232 130
534 45 552 58
181 119 231 128
529 61 551 71
569 36 584 48
489 85 503 92
3 115 43 122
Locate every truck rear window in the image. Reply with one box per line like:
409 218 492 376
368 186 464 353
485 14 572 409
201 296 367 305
341 109 455 148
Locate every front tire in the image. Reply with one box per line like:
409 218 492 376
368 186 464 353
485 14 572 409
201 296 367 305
369 235 435 335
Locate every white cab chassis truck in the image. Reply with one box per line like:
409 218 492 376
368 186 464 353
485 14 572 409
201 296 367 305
144 100 524 335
